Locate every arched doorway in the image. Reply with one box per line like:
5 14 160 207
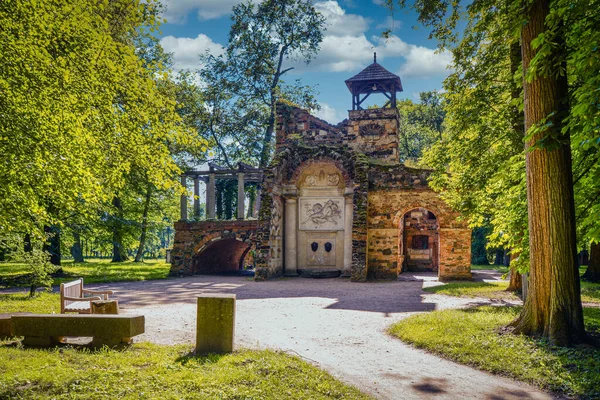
192 238 253 275
399 208 439 272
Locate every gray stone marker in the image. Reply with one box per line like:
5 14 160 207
196 294 236 355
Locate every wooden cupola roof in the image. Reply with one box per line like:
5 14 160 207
345 53 403 110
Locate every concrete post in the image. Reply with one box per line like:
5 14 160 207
284 197 298 276
196 294 235 355
237 172 245 220
180 176 188 221
194 176 200 219
207 173 216 220
343 195 354 277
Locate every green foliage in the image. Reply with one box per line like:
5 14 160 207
396 91 444 163
0 344 371 399
195 0 326 167
388 306 600 398
4 235 55 296
0 0 203 240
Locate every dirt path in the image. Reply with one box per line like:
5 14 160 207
88 274 553 400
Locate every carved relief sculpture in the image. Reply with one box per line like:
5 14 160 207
299 198 345 230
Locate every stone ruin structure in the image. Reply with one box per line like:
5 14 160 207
171 56 472 281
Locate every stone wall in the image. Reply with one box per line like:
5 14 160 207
170 220 258 276
347 108 399 164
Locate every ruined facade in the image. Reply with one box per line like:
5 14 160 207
253 59 471 281
171 58 471 281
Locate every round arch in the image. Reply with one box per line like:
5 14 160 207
192 238 253 275
397 207 440 274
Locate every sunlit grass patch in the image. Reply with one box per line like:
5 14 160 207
423 281 519 301
388 306 600 398
0 292 59 314
0 258 171 288
0 343 371 399
470 264 510 274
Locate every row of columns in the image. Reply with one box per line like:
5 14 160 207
180 172 259 221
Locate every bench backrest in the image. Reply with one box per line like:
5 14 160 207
60 279 83 313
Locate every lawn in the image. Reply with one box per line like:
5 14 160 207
470 264 510 274
0 291 371 399
0 343 371 399
424 267 600 305
389 306 600 398
423 281 519 301
0 258 171 289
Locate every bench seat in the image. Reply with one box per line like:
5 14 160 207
12 314 145 347
64 301 96 313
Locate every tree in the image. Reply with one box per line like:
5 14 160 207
221 0 326 167
390 0 598 344
0 0 195 246
397 92 444 164
582 242 600 282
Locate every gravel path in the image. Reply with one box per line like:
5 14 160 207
85 273 554 400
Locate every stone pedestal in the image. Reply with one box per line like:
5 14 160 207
196 294 236 355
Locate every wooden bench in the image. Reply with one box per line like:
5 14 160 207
11 314 145 347
60 278 114 314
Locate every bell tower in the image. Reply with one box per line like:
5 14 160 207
344 54 403 164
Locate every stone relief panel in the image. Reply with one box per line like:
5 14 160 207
299 197 344 231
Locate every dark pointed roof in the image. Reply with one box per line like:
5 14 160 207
345 56 403 92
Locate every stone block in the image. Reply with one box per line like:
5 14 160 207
196 294 236 355
12 314 145 347
0 313 32 339
91 300 119 314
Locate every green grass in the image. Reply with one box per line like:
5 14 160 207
0 258 171 289
423 281 519 301
470 264 510 274
0 292 60 314
0 343 371 399
388 306 600 398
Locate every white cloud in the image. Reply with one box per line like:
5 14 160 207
314 1 369 36
161 0 241 23
160 34 225 72
375 16 403 31
315 103 345 124
399 46 453 78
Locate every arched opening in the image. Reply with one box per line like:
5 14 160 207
192 238 253 275
399 208 439 273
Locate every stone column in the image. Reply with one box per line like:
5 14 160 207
207 173 216 220
284 197 298 276
343 195 354 277
180 175 188 221
253 185 262 218
237 172 245 220
193 176 200 219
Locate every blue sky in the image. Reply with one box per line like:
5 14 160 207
157 0 452 124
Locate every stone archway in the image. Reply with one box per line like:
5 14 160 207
398 208 440 273
192 238 253 275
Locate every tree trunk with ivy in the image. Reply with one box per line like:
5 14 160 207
511 0 585 346
582 242 600 282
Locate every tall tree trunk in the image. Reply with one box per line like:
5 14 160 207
135 183 153 263
582 242 600 282
512 0 585 345
24 234 33 253
111 196 129 262
43 225 62 267
506 251 522 292
70 231 84 263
